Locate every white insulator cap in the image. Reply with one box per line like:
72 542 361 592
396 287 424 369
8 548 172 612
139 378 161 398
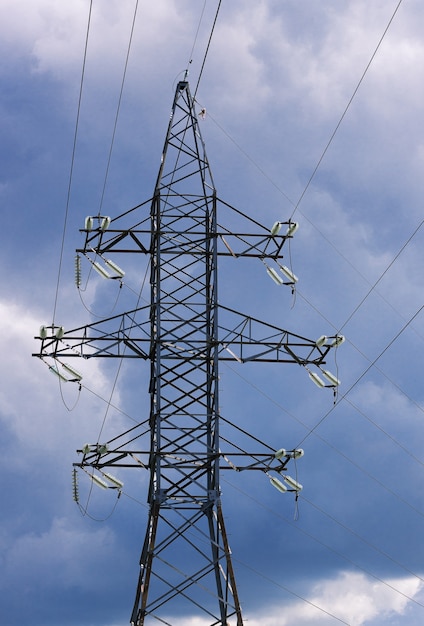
84 216 93 230
270 221 282 236
105 259 125 278
100 216 111 230
274 448 287 460
283 475 303 491
321 370 340 386
62 363 83 381
103 473 124 488
330 335 345 347
286 222 299 236
39 325 48 339
289 449 304 459
309 371 325 388
93 262 111 279
91 475 108 489
55 326 65 339
315 335 327 347
49 366 68 382
279 265 298 283
266 266 284 285
270 476 288 493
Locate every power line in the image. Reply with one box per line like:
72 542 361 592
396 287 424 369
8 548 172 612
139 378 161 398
224 361 424 519
194 0 405 227
197 2 424 382
206 108 424 353
120 485 344 625
73 370 424 619
186 0 207 71
344 396 424 468
223 478 424 614
302 496 424 585
338 219 424 333
52 0 93 326
98 0 140 215
194 0 222 99
297 302 424 446
77 353 424 524
290 0 405 221
232 559 350 625
294 285 424 419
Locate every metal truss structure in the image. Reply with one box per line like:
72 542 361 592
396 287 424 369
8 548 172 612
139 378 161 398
34 81 343 625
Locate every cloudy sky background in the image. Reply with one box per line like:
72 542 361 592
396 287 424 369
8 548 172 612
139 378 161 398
1 0 424 624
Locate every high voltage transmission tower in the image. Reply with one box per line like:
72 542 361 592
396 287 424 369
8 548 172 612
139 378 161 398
34 80 343 625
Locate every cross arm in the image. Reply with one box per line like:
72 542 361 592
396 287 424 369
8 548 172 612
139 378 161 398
217 305 342 367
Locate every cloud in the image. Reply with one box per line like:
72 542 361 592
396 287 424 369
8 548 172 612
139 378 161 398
262 571 423 626
0 1 187 82
0 1 86 69
135 571 422 626
0 295 141 623
2 2 424 625
0 298 120 459
348 380 424 461
1 515 116 591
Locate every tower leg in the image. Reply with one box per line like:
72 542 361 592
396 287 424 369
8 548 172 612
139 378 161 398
131 503 160 626
131 500 243 626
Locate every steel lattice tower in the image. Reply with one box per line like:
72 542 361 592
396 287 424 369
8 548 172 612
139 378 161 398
133 80 240 625
34 81 343 626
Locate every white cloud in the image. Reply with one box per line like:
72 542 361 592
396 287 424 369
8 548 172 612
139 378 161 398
131 571 422 626
0 1 86 65
0 1 187 79
204 4 275 111
4 0 424 128
352 380 424 418
204 2 416 117
0 298 124 468
240 571 422 626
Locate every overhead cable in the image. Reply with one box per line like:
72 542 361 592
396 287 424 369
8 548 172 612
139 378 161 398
224 477 424 611
194 0 222 99
52 0 93 326
290 0 405 221
98 0 140 215
186 0 208 72
338 219 424 333
297 302 424 446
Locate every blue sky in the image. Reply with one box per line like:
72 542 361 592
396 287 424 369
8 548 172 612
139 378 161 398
1 1 424 625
